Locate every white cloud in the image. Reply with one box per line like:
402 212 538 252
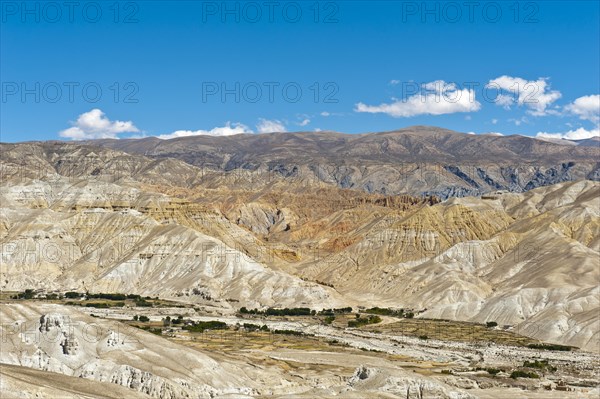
495 94 515 109
158 122 252 140
536 94 599 140
320 111 330 117
486 76 561 116
508 117 529 126
422 80 457 92
59 109 140 140
390 80 400 85
256 118 287 133
158 117 293 139
485 132 504 136
298 118 311 126
355 80 481 117
536 127 599 140
491 119 498 124
564 94 600 124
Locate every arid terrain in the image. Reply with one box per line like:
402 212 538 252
1 127 599 398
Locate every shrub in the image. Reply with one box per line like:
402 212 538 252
183 320 228 332
272 329 303 336
510 370 539 379
16 289 36 299
265 307 312 316
318 307 352 316
486 321 498 328
348 315 382 328
138 315 150 322
87 293 127 301
135 299 153 307
242 323 270 332
243 323 261 332
527 343 571 351
64 291 82 299
523 360 557 371
364 307 404 317
324 316 335 325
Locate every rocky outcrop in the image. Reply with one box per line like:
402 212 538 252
1 304 258 399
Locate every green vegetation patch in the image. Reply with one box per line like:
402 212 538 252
510 370 540 379
183 320 228 333
348 315 382 328
364 307 405 317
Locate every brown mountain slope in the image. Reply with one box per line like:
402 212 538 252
86 126 600 198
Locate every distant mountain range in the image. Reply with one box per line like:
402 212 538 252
75 125 599 198
3 126 598 201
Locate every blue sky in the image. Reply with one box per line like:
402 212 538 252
1 1 599 142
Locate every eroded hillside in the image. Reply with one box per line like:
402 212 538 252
1 141 598 352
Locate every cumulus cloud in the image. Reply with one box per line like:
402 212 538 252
508 117 529 126
564 94 600 124
486 76 561 116
355 80 481 117
298 118 311 126
537 94 600 140
158 122 252 140
160 117 293 139
495 94 515 109
59 109 140 140
536 127 599 141
256 118 287 133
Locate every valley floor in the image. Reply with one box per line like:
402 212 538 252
1 300 598 399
